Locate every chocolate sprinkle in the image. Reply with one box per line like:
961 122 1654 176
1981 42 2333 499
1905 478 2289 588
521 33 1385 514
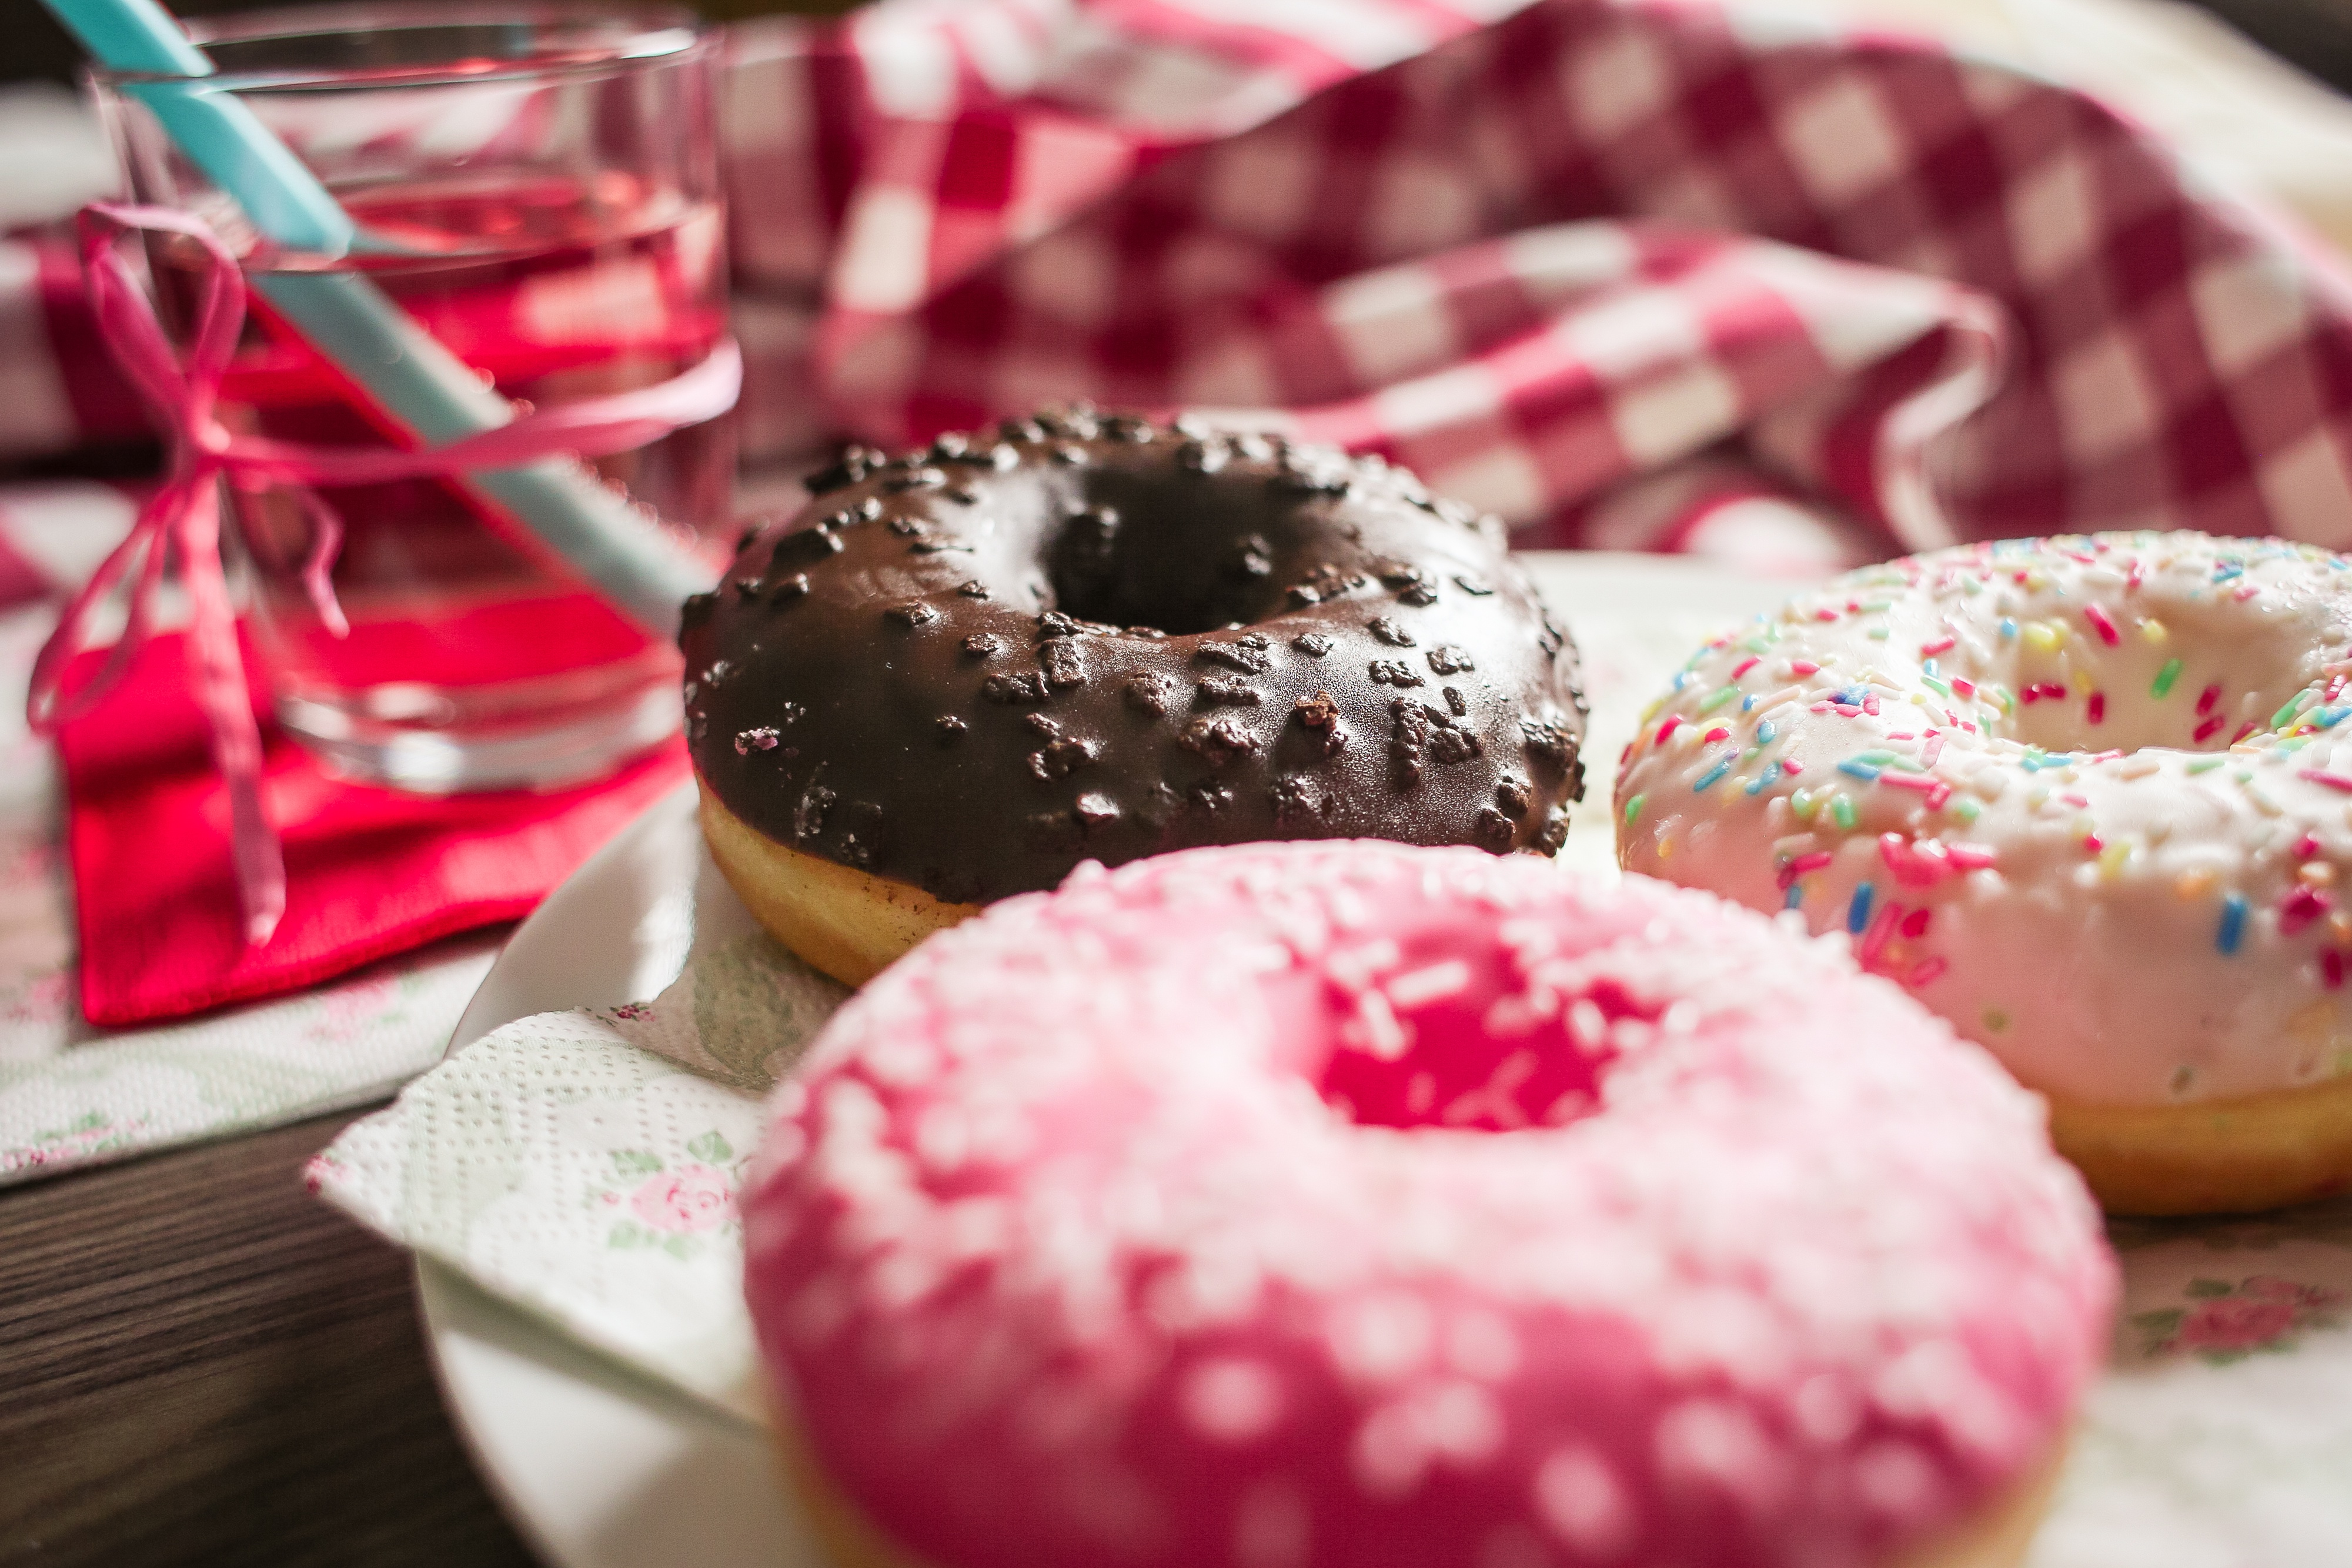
1181 714 1262 767
1124 673 1174 716
1197 677 1262 707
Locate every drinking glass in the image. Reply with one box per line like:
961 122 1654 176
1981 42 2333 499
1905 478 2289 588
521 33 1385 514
92 2 733 791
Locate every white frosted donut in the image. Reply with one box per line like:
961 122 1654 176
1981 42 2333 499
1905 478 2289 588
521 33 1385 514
1617 533 2352 1214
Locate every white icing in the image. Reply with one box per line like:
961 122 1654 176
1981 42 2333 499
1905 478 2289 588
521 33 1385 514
1616 532 2352 1105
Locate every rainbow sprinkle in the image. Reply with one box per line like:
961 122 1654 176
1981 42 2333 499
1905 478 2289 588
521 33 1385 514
2217 894 2249 955
1847 882 1876 934
2150 658 2182 698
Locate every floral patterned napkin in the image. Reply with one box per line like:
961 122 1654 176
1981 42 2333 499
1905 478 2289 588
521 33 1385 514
310 923 820 1422
308 563 2352 1563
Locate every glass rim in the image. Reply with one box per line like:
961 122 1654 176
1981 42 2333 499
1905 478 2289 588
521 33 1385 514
89 1 709 93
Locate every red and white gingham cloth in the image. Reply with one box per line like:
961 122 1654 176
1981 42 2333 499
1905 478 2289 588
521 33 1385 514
0 235 145 463
16 0 2352 570
718 0 2352 562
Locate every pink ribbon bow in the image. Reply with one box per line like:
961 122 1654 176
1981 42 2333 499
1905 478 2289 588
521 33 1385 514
35 202 740 947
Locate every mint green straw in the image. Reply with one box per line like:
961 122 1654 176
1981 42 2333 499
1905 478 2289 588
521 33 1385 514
43 0 715 634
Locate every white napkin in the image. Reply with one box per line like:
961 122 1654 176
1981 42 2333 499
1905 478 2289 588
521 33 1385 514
312 920 846 1422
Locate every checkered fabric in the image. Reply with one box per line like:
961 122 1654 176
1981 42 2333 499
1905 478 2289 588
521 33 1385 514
15 0 2352 564
0 235 145 463
720 0 2352 558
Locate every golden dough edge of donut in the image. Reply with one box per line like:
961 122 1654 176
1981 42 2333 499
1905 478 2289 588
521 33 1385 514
771 1398 2068 1568
697 780 982 988
2048 1071 2352 1216
1889 1440 2067 1568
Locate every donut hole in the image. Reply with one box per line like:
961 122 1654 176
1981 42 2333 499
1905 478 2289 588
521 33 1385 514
1315 934 1648 1132
1043 472 1317 634
1993 665 2310 755
1966 597 2320 755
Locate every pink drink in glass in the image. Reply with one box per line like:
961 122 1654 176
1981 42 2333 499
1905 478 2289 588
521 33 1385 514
101 6 731 791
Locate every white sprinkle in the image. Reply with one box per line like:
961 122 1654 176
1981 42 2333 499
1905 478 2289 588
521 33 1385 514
1853 1440 1942 1522
1534 1447 1636 1559
1446 1310 1522 1382
1419 1380 1504 1465
1790 1371 1864 1445
1181 1356 1285 1443
1327 1292 1434 1384
1384 959 1473 1009
1405 1073 1435 1115
1655 1399 1790 1512
1481 991 1549 1037
1542 1088 1593 1124
1442 1049 1538 1128
1351 1403 1428 1497
1340 991 1412 1061
1326 938 1401 993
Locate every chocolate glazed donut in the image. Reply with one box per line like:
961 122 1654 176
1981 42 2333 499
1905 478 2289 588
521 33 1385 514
681 408 1586 984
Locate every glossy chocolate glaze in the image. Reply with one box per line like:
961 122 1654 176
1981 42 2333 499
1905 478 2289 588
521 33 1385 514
681 410 1586 905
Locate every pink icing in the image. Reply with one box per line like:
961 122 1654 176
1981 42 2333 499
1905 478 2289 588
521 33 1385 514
741 842 2114 1568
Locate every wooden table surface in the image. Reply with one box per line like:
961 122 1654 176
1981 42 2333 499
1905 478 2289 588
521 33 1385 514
0 1108 537 1568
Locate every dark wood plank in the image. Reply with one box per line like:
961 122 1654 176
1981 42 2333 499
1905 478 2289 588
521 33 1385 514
0 1111 537 1568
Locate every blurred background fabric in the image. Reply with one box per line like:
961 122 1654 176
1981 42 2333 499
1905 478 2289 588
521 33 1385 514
10 0 2352 577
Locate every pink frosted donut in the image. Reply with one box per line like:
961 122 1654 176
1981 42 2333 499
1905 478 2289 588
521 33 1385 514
741 842 2113 1568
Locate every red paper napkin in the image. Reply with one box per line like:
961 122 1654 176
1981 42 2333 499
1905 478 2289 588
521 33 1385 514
58 627 689 1028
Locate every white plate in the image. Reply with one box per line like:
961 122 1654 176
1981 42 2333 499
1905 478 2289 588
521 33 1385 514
416 553 1794 1567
